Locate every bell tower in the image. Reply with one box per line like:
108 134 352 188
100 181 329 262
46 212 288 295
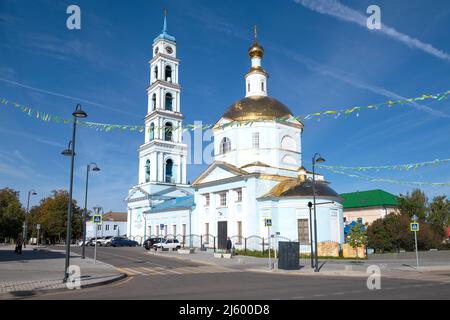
138 10 188 186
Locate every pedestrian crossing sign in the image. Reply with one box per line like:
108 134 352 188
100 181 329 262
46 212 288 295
410 222 419 232
93 214 102 225
264 218 272 227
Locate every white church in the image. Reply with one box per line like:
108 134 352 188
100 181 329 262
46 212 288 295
126 15 344 251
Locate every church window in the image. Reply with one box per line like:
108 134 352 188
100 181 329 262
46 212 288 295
164 122 173 141
154 66 158 81
148 226 152 237
252 132 259 149
282 155 297 165
247 83 250 92
156 225 159 236
165 65 172 82
165 158 174 183
164 225 168 237
261 82 265 92
149 123 155 140
281 136 296 151
152 94 156 110
173 225 176 236
204 194 210 206
106 225 110 231
297 219 309 243
236 189 242 202
219 192 227 207
220 137 231 154
165 93 173 111
145 160 151 183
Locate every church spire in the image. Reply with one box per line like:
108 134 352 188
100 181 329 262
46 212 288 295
163 8 167 33
245 25 268 97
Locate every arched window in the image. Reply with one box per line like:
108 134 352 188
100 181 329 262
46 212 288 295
164 122 173 141
165 159 173 183
165 93 173 111
281 136 297 151
281 155 297 165
151 94 156 110
261 82 265 92
154 66 158 81
220 137 231 154
145 160 151 183
165 65 172 82
149 123 155 140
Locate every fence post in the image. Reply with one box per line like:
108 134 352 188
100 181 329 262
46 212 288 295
213 236 216 253
200 235 203 250
262 237 265 254
183 235 185 248
244 237 247 253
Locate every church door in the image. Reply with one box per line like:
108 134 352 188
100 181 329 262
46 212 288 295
217 221 228 250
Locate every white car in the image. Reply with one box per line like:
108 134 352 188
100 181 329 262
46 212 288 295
153 239 181 251
96 236 114 246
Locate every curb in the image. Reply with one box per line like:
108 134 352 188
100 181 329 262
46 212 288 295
146 251 219 267
0 273 127 300
245 268 369 278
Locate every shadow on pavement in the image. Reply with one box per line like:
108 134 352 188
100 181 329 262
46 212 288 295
0 249 73 263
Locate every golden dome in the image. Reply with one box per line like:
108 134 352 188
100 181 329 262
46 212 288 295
248 41 264 58
221 96 293 121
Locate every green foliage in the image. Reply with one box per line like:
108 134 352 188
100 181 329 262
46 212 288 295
0 188 25 240
29 190 82 244
428 195 450 232
398 189 428 221
346 223 367 249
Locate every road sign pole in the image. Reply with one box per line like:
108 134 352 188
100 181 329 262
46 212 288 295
414 230 419 270
268 225 272 270
94 225 97 264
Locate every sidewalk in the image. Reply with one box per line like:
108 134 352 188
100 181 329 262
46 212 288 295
0 245 125 298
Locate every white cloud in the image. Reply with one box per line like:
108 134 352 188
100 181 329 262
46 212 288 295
295 0 450 62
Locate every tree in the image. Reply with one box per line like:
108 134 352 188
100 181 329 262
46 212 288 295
428 195 450 233
30 190 82 244
0 188 25 241
346 222 367 259
398 189 428 221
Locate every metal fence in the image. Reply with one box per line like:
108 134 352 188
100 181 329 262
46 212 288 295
131 234 314 256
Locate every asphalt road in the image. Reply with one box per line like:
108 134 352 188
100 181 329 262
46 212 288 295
24 246 450 300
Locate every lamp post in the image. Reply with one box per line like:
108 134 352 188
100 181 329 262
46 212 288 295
307 201 314 268
62 104 87 282
82 163 100 259
23 189 37 248
312 153 325 273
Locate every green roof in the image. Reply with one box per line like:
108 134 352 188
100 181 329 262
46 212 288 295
340 189 398 209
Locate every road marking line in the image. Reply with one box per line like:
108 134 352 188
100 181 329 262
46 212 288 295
140 267 166 275
124 267 145 275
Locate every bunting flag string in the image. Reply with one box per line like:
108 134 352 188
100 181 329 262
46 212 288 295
322 167 450 187
317 158 450 172
1 89 449 133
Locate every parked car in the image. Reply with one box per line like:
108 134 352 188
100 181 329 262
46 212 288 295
143 237 164 250
153 239 181 251
96 236 114 246
110 237 139 247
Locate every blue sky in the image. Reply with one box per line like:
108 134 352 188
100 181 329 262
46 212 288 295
1 0 449 212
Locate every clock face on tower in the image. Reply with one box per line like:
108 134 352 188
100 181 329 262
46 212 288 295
165 46 173 54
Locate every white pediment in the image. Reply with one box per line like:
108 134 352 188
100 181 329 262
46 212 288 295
201 167 238 183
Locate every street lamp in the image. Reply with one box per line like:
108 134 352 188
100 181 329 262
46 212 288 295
62 104 87 283
23 189 37 248
82 163 100 259
312 153 325 273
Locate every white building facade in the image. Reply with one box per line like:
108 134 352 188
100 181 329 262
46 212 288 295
126 17 344 251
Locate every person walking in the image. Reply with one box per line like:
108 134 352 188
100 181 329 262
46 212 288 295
15 236 23 254
226 237 232 254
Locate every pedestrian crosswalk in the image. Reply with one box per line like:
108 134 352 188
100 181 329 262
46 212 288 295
116 265 239 277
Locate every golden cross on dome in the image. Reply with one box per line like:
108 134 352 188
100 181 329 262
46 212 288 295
253 25 258 42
